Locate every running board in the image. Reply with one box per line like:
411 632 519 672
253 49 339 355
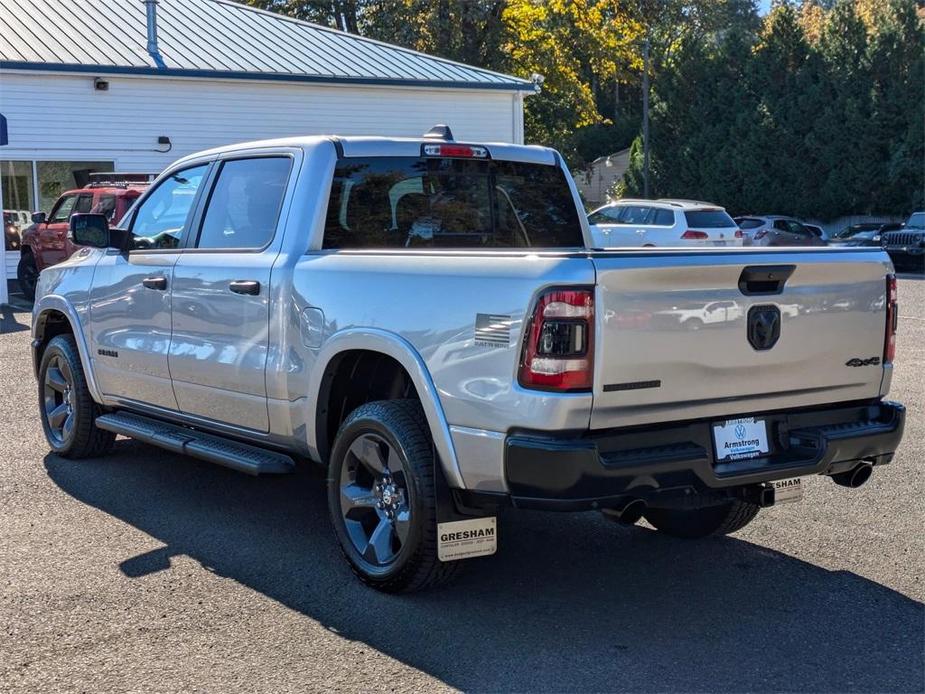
95 411 294 476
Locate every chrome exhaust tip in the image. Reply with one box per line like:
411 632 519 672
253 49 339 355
602 498 647 524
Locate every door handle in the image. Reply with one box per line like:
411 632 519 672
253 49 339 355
142 276 167 290
229 280 260 295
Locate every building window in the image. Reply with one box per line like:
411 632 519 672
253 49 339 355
36 161 113 213
1 160 35 251
1 159 114 252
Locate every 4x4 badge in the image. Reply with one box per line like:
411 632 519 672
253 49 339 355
845 357 881 367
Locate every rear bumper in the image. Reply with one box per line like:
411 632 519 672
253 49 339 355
503 400 904 511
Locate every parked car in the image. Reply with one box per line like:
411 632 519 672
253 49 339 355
17 173 154 300
734 215 825 247
804 224 829 243
830 223 887 247
4 209 29 250
587 199 742 247
881 211 925 272
31 129 905 593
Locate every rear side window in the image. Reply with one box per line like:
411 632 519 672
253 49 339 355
617 205 650 225
323 156 583 249
652 208 674 225
93 194 117 221
75 194 94 213
197 157 292 249
685 209 735 228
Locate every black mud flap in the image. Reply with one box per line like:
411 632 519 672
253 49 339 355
432 453 504 562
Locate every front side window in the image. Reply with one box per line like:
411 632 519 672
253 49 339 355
323 156 583 249
196 157 291 249
49 195 78 223
130 165 208 250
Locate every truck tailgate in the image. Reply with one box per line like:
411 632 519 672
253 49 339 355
590 250 891 430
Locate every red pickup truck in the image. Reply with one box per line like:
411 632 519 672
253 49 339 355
17 173 154 300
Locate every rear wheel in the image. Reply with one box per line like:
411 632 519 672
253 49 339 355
17 251 39 301
644 500 759 539
327 400 460 592
38 335 115 458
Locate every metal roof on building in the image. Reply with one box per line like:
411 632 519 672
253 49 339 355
0 0 534 91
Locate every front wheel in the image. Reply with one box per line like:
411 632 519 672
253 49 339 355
327 400 460 592
38 335 115 458
643 500 760 539
17 251 39 301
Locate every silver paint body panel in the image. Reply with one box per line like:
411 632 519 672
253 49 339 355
32 136 895 494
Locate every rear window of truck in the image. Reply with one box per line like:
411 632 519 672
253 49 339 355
685 209 736 228
323 156 583 249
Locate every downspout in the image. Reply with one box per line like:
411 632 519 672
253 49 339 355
143 0 159 57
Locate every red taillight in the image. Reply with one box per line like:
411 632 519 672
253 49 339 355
422 143 489 159
519 288 594 391
885 274 898 363
754 229 768 240
681 230 708 240
734 228 743 238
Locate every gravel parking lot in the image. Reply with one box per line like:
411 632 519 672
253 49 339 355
1 278 922 693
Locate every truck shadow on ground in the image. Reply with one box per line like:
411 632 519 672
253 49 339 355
45 442 924 692
0 306 29 334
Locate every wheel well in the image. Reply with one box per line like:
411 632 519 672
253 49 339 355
316 350 419 463
33 310 74 367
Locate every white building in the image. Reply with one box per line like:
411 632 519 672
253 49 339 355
0 0 535 304
572 148 631 208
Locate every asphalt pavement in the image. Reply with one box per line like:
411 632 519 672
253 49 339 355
0 278 922 693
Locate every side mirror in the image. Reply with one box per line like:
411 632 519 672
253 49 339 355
69 213 114 248
31 211 47 224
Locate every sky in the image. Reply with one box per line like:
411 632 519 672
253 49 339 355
758 0 772 14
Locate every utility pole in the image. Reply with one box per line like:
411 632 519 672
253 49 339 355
642 36 650 199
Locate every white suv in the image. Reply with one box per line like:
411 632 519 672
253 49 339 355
587 199 742 248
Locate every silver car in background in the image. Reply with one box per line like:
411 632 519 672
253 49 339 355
588 199 742 248
734 215 826 247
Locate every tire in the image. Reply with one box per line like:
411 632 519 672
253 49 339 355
327 399 460 593
686 318 704 331
37 334 115 459
643 500 760 539
17 250 39 302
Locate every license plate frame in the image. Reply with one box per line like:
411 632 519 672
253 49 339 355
771 477 804 504
712 417 770 462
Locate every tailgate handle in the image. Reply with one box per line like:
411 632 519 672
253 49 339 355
738 265 795 296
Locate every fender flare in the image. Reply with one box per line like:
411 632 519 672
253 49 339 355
307 328 465 490
32 295 103 402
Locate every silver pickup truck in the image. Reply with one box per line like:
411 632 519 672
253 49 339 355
32 127 905 592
